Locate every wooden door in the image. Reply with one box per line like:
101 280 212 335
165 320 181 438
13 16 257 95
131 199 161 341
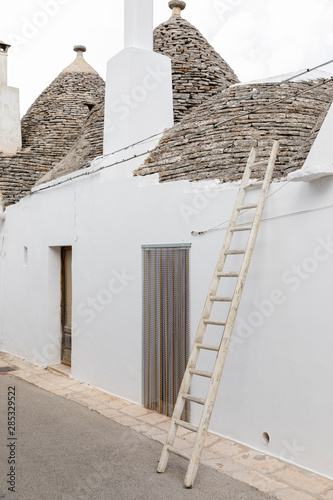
61 247 72 366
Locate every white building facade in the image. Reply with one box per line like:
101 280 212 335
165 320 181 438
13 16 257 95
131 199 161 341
1 0 333 482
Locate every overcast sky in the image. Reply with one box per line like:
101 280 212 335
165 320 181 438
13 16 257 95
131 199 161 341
1 0 333 116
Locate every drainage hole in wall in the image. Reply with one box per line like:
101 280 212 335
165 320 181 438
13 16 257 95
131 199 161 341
262 432 270 445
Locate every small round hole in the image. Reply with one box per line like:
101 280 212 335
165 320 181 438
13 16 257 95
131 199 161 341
262 432 270 445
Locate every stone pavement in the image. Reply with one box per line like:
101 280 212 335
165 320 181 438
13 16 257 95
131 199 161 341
1 351 333 500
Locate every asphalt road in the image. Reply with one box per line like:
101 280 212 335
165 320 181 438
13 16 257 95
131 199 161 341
0 373 272 500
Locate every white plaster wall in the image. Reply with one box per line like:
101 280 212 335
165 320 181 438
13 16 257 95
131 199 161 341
303 101 333 170
103 47 173 155
288 102 333 181
1 159 333 480
0 186 75 363
0 85 22 154
0 222 4 350
0 54 7 85
124 0 153 50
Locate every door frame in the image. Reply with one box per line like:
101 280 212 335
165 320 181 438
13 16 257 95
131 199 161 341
61 246 72 367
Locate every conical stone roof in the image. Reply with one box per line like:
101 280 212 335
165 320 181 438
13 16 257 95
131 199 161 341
35 102 105 186
0 46 105 206
134 79 333 182
36 4 241 187
154 3 239 123
12 6 327 195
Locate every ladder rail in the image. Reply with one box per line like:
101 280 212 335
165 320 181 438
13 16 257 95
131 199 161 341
157 148 257 473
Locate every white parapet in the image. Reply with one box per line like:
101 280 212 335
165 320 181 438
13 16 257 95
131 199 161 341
288 101 333 182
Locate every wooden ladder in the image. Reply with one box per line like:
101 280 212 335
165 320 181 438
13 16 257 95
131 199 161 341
157 141 280 488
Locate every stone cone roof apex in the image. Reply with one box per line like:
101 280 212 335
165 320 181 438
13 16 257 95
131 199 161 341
154 13 239 122
61 45 98 75
169 0 186 16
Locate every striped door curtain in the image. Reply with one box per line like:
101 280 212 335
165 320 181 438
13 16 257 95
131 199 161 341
142 244 190 421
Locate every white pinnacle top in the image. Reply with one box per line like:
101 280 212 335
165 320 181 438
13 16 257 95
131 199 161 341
124 0 153 51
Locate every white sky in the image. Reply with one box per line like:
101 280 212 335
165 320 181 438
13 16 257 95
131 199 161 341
1 0 333 116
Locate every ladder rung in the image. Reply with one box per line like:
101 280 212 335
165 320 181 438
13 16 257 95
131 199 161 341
175 419 199 433
237 204 257 211
231 226 252 232
244 181 264 190
167 445 191 461
252 161 267 167
203 319 226 326
217 272 239 278
225 249 246 255
196 343 219 352
210 296 232 302
189 368 213 379
182 394 206 405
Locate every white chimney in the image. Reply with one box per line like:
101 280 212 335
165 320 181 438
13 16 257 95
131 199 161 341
0 43 8 85
124 0 153 51
0 42 21 155
103 0 174 156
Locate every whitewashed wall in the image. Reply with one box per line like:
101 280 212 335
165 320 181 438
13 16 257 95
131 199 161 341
0 226 4 350
1 155 333 480
0 48 21 154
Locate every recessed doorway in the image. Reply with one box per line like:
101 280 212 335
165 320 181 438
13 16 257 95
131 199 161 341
61 247 72 367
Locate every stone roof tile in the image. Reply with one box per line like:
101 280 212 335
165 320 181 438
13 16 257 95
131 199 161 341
134 80 333 182
0 48 105 206
35 102 105 186
35 11 239 188
154 14 239 123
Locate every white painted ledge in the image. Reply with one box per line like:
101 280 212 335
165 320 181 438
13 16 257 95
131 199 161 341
287 163 333 182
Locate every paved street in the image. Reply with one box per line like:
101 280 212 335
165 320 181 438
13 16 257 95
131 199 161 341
0 373 273 500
